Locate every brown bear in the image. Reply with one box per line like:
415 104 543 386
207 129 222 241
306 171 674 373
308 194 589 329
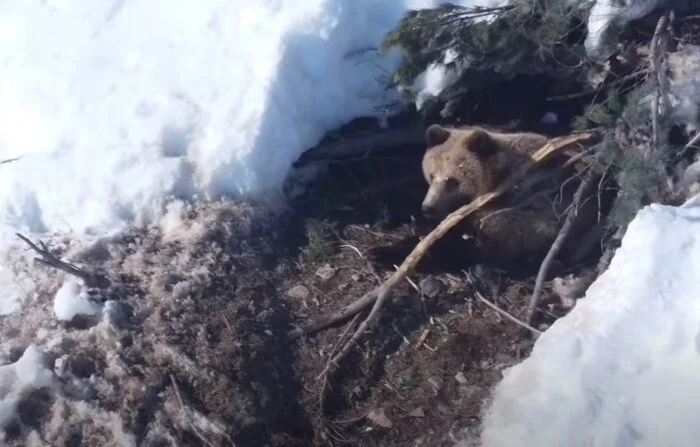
418 123 609 266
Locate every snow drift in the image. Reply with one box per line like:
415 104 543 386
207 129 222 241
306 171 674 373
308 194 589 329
0 0 504 314
479 196 700 447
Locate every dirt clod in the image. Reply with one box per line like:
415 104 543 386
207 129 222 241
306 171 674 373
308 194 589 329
315 264 337 281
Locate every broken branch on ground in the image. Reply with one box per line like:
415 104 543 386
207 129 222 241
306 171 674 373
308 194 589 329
16 232 103 287
298 132 599 379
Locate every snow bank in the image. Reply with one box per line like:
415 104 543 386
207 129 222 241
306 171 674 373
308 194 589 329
0 0 502 314
0 0 502 238
479 197 700 447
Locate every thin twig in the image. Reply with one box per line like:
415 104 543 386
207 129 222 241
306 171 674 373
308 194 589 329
526 168 596 325
465 272 541 335
16 233 99 286
308 133 598 378
394 263 428 318
169 374 222 447
684 132 700 151
0 157 21 165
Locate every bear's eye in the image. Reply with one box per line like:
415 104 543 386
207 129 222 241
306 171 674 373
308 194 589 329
444 177 459 191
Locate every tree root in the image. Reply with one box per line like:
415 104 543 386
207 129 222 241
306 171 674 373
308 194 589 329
292 131 598 378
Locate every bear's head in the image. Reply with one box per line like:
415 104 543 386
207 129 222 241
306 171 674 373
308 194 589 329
420 124 514 219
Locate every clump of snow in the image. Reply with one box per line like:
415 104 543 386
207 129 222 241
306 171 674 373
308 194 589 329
478 197 700 447
0 346 54 429
412 49 471 110
584 0 666 59
667 44 700 132
53 279 101 322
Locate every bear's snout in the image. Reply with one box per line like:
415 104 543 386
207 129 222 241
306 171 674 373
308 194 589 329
421 203 439 219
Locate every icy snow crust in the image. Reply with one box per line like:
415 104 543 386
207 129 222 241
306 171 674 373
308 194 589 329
480 199 700 447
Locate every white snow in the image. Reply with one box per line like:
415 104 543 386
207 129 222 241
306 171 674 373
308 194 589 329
0 0 505 315
53 279 101 322
412 49 470 110
0 346 54 429
584 0 666 59
667 44 700 132
479 196 700 447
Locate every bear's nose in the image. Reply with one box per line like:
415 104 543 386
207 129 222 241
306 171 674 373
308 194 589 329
421 204 439 219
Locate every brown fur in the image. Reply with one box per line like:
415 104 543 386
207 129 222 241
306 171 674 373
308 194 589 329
420 124 609 264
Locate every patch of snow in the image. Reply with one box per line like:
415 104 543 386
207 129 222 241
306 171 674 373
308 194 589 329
0 345 54 429
667 44 700 132
413 49 471 111
53 279 101 322
584 0 666 59
479 198 700 447
0 0 506 315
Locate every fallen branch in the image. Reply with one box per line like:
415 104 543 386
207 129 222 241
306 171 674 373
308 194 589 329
525 168 597 326
169 374 229 447
301 132 597 377
649 11 671 154
16 233 102 287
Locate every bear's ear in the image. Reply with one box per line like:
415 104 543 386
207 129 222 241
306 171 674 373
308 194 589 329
425 124 450 147
465 129 496 158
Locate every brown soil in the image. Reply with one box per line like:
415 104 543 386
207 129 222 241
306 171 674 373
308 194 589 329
0 129 584 447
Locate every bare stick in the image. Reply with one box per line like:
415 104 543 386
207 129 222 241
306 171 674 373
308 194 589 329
169 374 224 447
465 271 541 335
16 233 99 286
684 132 700 151
649 12 670 153
526 168 596 325
311 132 597 377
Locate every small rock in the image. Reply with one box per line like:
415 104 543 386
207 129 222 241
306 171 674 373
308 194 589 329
454 371 468 385
54 356 68 378
409 407 425 418
315 264 336 281
287 285 310 300
351 274 361 282
419 277 442 298
367 408 393 428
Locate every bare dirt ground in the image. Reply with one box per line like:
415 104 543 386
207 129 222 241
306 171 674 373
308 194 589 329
0 130 589 447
